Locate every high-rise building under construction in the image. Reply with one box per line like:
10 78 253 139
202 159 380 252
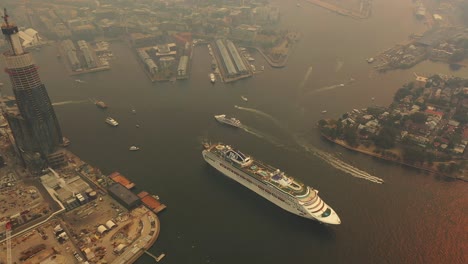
1 9 64 172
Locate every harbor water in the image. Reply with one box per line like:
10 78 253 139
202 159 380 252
0 0 466 263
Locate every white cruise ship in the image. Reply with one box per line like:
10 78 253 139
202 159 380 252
203 143 341 225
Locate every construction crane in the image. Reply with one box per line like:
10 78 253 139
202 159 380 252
5 221 12 264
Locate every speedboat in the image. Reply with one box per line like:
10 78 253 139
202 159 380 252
241 96 248 102
129 146 140 151
105 117 119 126
321 110 327 114
210 73 216 83
95 101 108 109
367 58 375 63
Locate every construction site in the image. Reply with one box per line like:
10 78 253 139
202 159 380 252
0 140 162 264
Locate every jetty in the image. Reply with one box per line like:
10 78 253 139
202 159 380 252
138 191 167 214
144 251 166 262
109 171 136 189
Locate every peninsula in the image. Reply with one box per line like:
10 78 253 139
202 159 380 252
318 75 468 181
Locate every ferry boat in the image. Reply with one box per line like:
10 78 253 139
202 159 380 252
214 115 241 128
210 73 216 83
129 146 140 151
95 101 108 109
202 143 341 224
105 117 119 127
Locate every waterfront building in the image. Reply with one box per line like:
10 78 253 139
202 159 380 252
108 183 141 209
159 56 176 70
61 39 81 70
215 39 237 77
232 24 259 42
226 39 248 74
177 55 189 76
18 28 40 48
77 40 97 68
1 11 64 172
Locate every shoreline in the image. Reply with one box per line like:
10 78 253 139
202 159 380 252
320 134 467 182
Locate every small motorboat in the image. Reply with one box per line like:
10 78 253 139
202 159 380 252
321 110 327 114
241 96 248 102
129 146 140 151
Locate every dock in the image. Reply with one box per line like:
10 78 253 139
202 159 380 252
138 191 167 214
144 251 166 262
305 0 372 19
109 172 136 189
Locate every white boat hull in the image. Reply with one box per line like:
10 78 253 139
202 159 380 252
204 151 319 220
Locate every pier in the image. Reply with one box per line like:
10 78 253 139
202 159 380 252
144 251 166 262
305 0 372 20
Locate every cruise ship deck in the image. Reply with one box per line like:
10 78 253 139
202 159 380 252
207 144 310 198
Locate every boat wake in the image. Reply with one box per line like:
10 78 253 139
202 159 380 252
310 83 345 94
52 100 89 106
298 66 313 92
335 60 344 72
235 106 384 184
234 105 284 129
240 124 295 151
293 136 384 184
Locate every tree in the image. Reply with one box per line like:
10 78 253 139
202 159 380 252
402 146 425 163
409 112 427 124
343 126 358 147
449 50 465 63
318 119 328 127
375 127 396 149
394 87 412 101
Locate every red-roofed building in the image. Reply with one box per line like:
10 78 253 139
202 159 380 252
425 109 444 117
463 127 468 140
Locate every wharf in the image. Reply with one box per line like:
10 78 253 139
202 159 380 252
305 0 372 19
138 191 167 214
109 171 136 189
210 41 252 83
57 43 110 76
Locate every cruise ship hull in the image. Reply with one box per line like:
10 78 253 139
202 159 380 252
203 150 339 224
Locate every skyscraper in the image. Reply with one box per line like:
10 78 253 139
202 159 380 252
1 9 64 172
